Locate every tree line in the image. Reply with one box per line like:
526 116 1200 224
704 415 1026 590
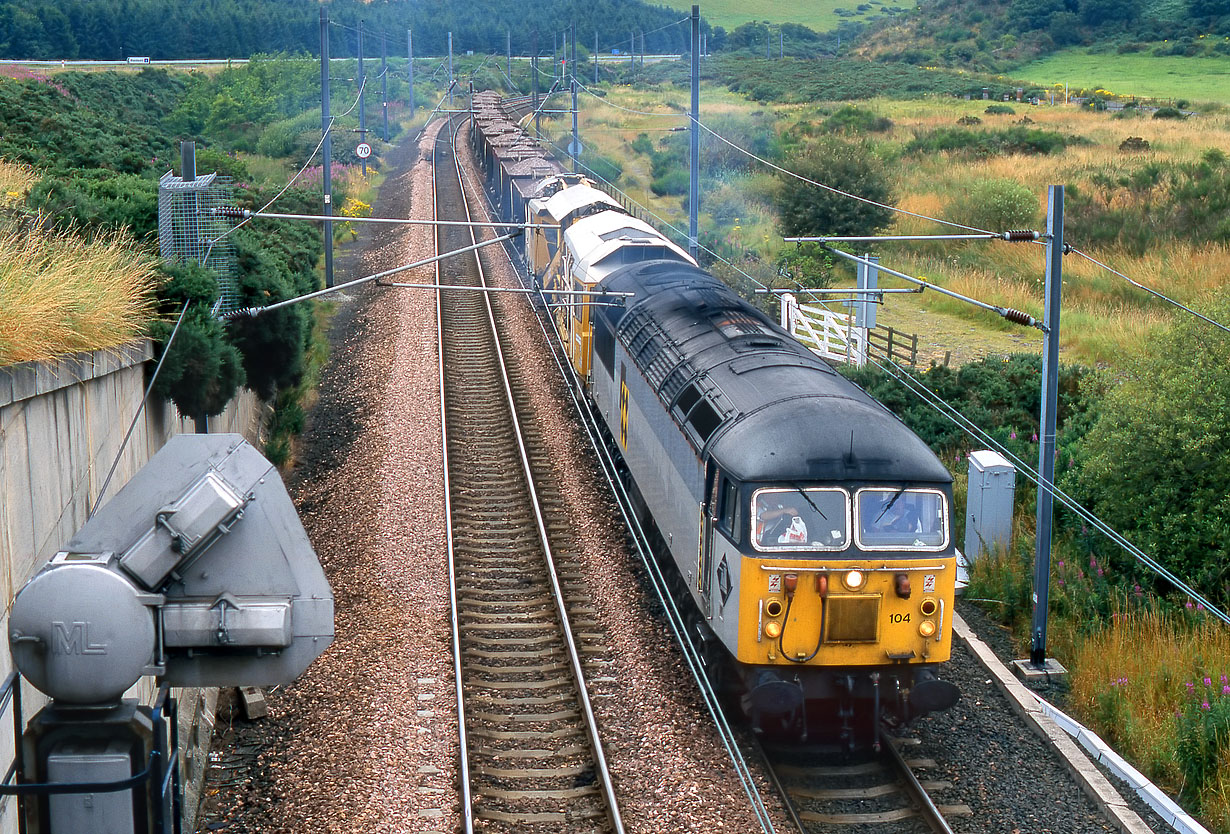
0 0 698 62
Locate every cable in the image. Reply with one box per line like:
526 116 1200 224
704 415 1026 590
1068 246 1230 336
861 352 1230 626
575 81 688 118
571 77 1003 237
89 302 192 519
206 70 373 252
696 120 996 235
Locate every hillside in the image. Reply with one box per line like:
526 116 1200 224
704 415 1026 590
856 0 1230 72
653 0 917 34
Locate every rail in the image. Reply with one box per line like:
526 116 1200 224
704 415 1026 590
473 96 778 834
438 112 624 833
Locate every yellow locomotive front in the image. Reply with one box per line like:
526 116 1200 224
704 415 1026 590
721 484 960 737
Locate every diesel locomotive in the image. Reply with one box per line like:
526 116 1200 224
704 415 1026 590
470 92 960 739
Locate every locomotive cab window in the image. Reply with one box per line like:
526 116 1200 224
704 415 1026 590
752 487 849 552
855 488 949 551
718 477 741 542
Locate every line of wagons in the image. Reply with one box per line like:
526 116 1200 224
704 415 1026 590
468 91 960 741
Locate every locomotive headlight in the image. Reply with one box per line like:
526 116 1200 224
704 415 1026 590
765 621 782 639
920 598 938 616
919 620 937 638
842 570 865 591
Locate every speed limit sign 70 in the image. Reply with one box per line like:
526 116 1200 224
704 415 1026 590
356 142 372 159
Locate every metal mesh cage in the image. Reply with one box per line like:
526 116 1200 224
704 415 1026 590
157 172 239 313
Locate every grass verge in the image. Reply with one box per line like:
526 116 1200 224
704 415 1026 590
0 222 158 365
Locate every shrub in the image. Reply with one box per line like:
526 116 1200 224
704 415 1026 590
946 178 1039 231
957 115 983 125
650 168 688 196
823 104 894 134
1153 106 1186 119
775 137 894 237
905 126 1080 157
585 153 624 186
630 133 654 155
1119 136 1151 152
1067 289 1230 606
150 260 245 418
985 104 1016 114
1174 679 1230 812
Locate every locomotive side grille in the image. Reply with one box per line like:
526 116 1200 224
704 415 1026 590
824 595 881 643
660 363 695 404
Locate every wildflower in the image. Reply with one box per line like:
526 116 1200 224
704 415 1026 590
1009 430 1017 440
1202 701 1211 710
1197 603 1205 611
1031 432 1038 442
1223 686 1230 695
1058 560 1065 568
1205 677 1212 687
1097 568 1104 577
1186 681 1195 690
1221 675 1227 685
1186 601 1194 610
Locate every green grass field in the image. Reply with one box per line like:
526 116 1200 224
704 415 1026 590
1016 48 1230 103
657 0 914 33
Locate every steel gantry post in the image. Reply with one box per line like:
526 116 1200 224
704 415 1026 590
407 29 415 118
381 33 389 142
688 5 700 260
1031 185 1065 667
570 24 580 171
358 20 367 177
320 7 334 288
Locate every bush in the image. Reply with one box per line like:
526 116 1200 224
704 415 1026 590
149 261 245 418
945 178 1039 232
1175 681 1230 812
1153 106 1186 119
1067 289 1230 606
585 153 624 186
650 168 689 196
985 104 1016 114
823 104 894 134
775 137 894 237
841 354 1096 455
905 125 1081 157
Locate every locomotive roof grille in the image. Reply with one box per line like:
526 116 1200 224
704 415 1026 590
598 258 951 483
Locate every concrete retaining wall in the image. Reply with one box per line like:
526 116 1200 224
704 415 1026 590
0 340 263 832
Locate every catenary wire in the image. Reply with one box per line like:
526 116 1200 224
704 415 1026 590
862 352 1230 626
1067 246 1230 335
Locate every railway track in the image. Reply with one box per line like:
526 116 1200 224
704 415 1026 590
760 728 972 833
434 114 625 833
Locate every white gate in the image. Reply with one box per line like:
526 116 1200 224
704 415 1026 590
780 293 868 366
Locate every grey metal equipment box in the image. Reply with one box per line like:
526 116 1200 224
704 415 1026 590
48 739 134 833
965 449 1016 561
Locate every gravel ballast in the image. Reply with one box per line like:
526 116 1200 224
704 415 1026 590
196 122 1165 834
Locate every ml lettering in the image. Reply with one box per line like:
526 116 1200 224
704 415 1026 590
51 621 107 655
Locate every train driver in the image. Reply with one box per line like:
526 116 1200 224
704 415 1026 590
756 504 808 547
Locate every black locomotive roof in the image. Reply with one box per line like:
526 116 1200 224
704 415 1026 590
599 259 951 485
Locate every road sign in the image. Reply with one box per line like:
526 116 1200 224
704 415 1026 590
567 138 584 158
356 142 372 159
